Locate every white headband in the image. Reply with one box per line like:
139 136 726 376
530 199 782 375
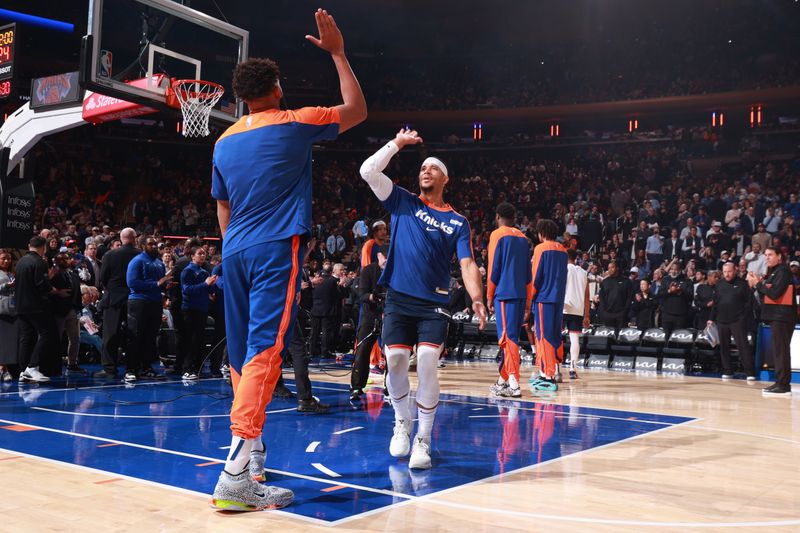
422 157 448 178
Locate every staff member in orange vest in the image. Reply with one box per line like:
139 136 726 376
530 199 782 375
748 246 796 397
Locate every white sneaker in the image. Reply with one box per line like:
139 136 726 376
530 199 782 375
409 436 432 470
182 372 199 381
21 367 50 383
1 369 12 382
489 380 507 396
123 372 137 383
390 419 412 457
499 385 522 398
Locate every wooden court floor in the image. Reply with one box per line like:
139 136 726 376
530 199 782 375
1 363 798 532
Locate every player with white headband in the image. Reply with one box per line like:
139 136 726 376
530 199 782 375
359 128 487 469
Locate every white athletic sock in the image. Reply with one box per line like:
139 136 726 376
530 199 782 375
496 376 507 385
415 344 442 442
385 346 412 422
569 332 581 369
223 436 254 475
507 374 519 390
252 438 265 453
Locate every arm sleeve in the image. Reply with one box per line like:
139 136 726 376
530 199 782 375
456 220 474 261
359 141 398 203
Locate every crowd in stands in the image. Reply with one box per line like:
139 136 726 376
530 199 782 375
0 122 798 382
278 2 800 111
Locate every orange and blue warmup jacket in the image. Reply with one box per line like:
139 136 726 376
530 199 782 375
211 107 340 258
486 226 533 306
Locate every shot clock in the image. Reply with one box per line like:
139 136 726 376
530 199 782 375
0 23 15 99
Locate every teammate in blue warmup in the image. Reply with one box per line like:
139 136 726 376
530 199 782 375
210 9 366 511
360 128 487 470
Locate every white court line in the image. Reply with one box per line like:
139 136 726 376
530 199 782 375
0 377 217 396
30 406 298 419
471 407 484 411
306 441 321 453
0 417 412 501
332 426 364 435
333 417 800 528
311 463 341 478
305 382 685 426
0 446 332 528
218 446 231 450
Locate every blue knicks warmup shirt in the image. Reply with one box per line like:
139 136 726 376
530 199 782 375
379 186 473 305
211 107 340 258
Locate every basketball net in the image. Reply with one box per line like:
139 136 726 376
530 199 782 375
169 79 225 138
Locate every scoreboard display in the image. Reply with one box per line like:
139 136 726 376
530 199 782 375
0 23 14 99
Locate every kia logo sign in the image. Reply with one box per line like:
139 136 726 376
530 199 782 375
663 363 684 370
595 330 615 337
671 333 693 341
614 361 633 367
644 331 665 339
589 360 607 366
637 361 658 368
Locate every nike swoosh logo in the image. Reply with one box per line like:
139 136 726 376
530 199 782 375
426 227 438 232
254 491 265 497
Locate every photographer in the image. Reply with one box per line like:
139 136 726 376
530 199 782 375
350 249 387 401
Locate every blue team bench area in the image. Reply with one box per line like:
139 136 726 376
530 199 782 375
0 374 694 524
452 317 799 382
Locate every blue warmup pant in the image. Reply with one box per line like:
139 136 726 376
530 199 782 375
223 236 302 439
495 298 525 381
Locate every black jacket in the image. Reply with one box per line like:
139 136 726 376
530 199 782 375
99 244 139 307
663 238 683 261
694 283 716 323
711 277 752 324
14 251 53 314
167 255 192 311
359 262 384 319
756 263 796 324
312 274 344 317
598 275 632 315
51 268 82 316
629 291 657 329
657 275 694 316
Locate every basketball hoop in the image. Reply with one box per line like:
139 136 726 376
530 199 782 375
167 79 225 138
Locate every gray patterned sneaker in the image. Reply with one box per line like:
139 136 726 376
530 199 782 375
249 448 266 482
210 470 293 511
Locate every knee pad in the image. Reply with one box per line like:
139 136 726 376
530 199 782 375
415 343 442 409
385 345 411 370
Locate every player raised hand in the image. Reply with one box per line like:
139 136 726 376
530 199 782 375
305 9 345 56
393 128 423 149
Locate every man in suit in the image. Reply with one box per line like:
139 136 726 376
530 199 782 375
97 227 139 377
663 228 683 262
77 242 102 288
309 263 345 357
16 236 70 382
